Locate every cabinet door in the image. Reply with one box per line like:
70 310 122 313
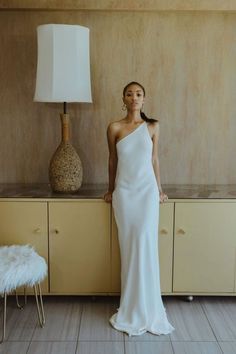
174 202 236 293
49 201 111 294
111 202 174 293
0 201 48 293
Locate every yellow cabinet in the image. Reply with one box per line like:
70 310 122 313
0 201 48 293
49 201 111 294
111 202 174 293
173 202 236 293
1 198 236 296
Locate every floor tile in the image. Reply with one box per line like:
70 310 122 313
164 296 216 341
0 341 29 354
218 341 236 354
200 296 236 341
28 341 77 354
32 296 82 341
172 341 222 354
0 296 37 341
76 341 124 354
125 341 173 354
79 297 123 341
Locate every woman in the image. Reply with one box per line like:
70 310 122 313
104 81 175 336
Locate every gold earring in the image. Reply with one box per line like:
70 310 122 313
122 104 127 111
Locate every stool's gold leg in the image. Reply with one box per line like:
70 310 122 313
15 290 24 309
38 284 45 325
33 284 45 327
24 287 27 306
1 292 7 343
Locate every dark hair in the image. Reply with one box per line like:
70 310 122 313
123 81 158 124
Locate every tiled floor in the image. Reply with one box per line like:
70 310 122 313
0 295 236 354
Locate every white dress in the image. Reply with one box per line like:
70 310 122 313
109 121 175 336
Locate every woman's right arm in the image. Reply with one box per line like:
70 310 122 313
104 123 118 203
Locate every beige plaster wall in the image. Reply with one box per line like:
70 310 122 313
0 8 235 184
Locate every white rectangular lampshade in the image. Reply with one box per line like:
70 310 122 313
34 24 92 103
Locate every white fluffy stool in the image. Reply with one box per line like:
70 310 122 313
0 245 47 343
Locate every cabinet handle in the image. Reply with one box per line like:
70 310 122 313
177 228 186 235
54 229 60 234
34 228 41 234
160 228 168 235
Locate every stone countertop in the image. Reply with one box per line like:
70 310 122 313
0 183 236 199
0 183 107 199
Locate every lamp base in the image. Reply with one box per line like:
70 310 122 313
49 141 83 193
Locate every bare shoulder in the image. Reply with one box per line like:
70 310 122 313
107 119 123 130
107 119 126 136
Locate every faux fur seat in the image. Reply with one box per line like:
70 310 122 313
0 245 47 294
0 245 47 343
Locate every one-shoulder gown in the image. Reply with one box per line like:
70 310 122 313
109 121 175 336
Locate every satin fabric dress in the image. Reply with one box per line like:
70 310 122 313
109 121 175 336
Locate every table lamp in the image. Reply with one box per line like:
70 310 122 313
34 24 92 193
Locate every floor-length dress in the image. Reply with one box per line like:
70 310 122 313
109 121 175 336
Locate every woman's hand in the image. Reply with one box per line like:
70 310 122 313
159 191 168 203
103 191 113 203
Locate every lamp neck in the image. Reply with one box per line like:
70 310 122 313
63 102 67 114
60 113 70 143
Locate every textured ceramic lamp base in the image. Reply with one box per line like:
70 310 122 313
49 114 83 193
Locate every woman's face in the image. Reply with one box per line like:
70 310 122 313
123 84 145 112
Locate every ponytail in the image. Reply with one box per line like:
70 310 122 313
140 110 158 124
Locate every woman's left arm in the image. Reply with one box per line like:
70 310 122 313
152 121 168 203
